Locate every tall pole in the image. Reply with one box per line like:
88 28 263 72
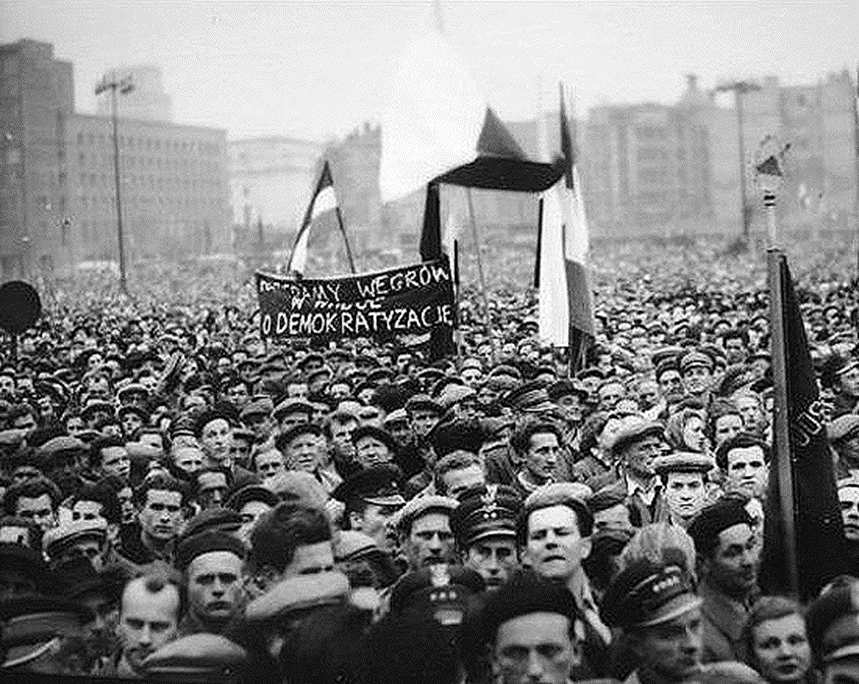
96 73 134 295
716 80 761 243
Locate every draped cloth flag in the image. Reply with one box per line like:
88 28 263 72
761 253 848 600
537 88 595 364
287 161 338 275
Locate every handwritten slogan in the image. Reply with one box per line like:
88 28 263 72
256 259 456 341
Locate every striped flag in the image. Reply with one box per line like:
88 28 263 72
287 161 337 275
538 85 595 356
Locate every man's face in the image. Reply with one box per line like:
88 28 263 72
623 436 662 480
66 416 85 436
441 465 486 500
593 503 632 532
230 436 252 468
464 536 518 590
524 432 560 484
244 412 273 441
62 537 106 571
461 366 483 387
664 472 707 522
736 395 765 433
121 412 144 439
683 365 712 396
225 383 250 410
494 612 576 684
329 419 357 458
402 513 455 569
286 383 309 400
11 465 42 486
196 471 229 509
102 446 131 481
256 450 286 481
174 448 204 475
354 436 393 469
16 494 56 531
750 613 811 684
72 499 104 522
328 383 352 401
283 433 323 473
279 411 310 433
658 370 684 402
352 502 402 550
632 606 703 683
138 489 183 541
238 501 272 543
635 381 660 410
386 420 412 447
0 374 15 399
725 446 768 497
282 541 335 580
714 414 743 447
597 382 624 411
118 583 180 673
187 551 244 626
705 522 759 597
411 409 440 438
525 505 590 581
201 418 232 466
839 486 859 542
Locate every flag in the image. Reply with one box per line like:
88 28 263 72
287 161 337 275
537 85 595 355
761 253 848 600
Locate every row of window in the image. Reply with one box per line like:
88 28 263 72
75 131 221 157
77 151 221 175
78 173 220 190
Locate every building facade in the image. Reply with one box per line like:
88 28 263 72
0 39 230 281
95 65 173 123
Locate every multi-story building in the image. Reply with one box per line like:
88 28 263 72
0 39 230 280
95 65 172 123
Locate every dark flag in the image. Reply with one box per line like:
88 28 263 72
761 253 848 600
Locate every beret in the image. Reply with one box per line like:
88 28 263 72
829 415 859 443
351 425 398 453
332 464 405 507
239 396 273 420
611 419 665 455
576 367 607 381
181 507 244 541
226 484 280 511
175 530 246 571
450 484 522 548
273 397 314 420
480 569 578 643
429 420 485 458
0 594 93 669
42 518 107 558
807 580 859 663
141 634 248 682
274 422 323 452
687 497 754 557
52 555 107 599
39 435 86 455
653 452 715 476
244 571 349 623
405 393 443 414
587 485 628 514
265 470 329 511
389 565 484 625
0 543 50 586
602 559 701 629
395 494 458 534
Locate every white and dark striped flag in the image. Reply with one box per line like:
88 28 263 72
287 161 338 275
538 86 595 364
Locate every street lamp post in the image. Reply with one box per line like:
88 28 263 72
716 80 761 243
95 72 134 295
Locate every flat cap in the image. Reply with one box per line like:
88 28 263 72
611 419 665 455
273 397 314 420
226 484 280 511
602 560 701 629
829 415 859 443
807 580 859 663
547 379 588 402
42 518 107 559
653 452 715 476
274 422 323 452
141 634 248 683
395 494 458 534
265 471 329 511
487 364 522 381
175 530 246 571
240 396 273 420
332 464 405 507
450 484 521 548
244 571 349 623
680 350 714 374
181 507 244 540
383 408 409 426
437 384 476 410
39 435 86 455
117 383 149 400
333 530 378 562
405 393 442 414
351 425 398 454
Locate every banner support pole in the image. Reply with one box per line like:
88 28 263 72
466 188 495 362
334 206 357 275
766 188 799 599
453 239 462 368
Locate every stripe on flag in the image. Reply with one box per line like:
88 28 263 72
288 162 337 275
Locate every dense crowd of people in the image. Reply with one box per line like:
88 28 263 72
0 234 857 684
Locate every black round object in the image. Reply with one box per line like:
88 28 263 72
0 281 42 335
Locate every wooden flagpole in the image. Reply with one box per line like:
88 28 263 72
453 238 463 368
465 187 495 355
333 206 357 274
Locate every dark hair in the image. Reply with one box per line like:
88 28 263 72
715 432 771 471
122 569 185 621
510 421 564 457
322 410 359 440
707 399 743 444
517 488 594 546
89 434 127 468
3 477 62 515
579 412 610 458
434 451 482 495
75 482 122 525
247 503 332 574
133 472 189 507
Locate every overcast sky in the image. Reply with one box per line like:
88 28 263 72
2 0 857 142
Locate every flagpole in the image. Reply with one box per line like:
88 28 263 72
765 186 799 599
465 187 495 352
334 206 357 274
453 238 463 369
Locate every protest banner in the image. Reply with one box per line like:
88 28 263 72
256 259 456 342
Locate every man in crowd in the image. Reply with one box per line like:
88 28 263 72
716 433 769 498
653 452 714 527
396 494 458 571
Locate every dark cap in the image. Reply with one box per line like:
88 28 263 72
547 379 588 402
141 634 248 683
351 425 398 454
175 530 246 571
226 484 280 511
332 464 405 507
480 569 578 643
502 381 555 413
405 393 442 415
611 419 665 456
273 397 314 420
680 350 715 375
687 497 754 558
450 484 521 548
601 560 701 630
244 571 349 624
389 564 484 626
181 507 244 541
807 580 859 663
275 422 323 452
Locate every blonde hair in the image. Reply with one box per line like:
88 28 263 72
618 522 697 581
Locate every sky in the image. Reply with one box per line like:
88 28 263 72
2 0 857 143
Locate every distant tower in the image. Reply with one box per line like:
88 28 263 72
96 65 172 122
